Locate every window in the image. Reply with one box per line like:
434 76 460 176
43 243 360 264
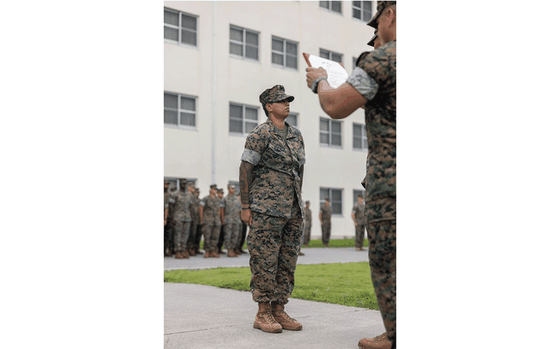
353 123 367 150
352 1 373 22
286 113 298 127
320 187 343 215
164 92 196 127
230 25 259 60
320 48 343 64
319 1 342 14
229 103 259 134
353 189 365 205
272 36 298 69
320 117 342 147
164 8 197 46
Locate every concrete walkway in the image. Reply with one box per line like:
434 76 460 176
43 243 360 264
164 247 386 349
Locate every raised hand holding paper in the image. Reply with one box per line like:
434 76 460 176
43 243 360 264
302 53 348 89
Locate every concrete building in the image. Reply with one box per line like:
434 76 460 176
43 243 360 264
164 1 377 239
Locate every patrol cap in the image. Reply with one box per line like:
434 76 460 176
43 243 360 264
210 184 217 190
259 85 294 107
227 184 236 189
164 180 170 184
218 188 224 193
366 1 396 29
305 201 310 204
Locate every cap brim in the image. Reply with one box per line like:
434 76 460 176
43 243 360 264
366 12 380 28
367 35 377 47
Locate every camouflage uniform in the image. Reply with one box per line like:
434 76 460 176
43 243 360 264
187 192 202 252
303 206 312 245
169 189 193 253
200 194 224 253
224 192 242 250
352 201 366 248
241 85 305 304
319 204 332 245
164 188 174 255
346 31 396 345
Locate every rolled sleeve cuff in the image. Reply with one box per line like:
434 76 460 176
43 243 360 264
241 148 261 166
346 67 379 101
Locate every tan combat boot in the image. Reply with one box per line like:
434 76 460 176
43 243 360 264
181 250 190 259
174 252 183 259
227 249 237 257
203 250 211 258
253 302 282 333
271 302 302 331
358 332 392 349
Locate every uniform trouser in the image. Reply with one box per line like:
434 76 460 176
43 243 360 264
217 225 226 250
321 221 331 244
202 223 221 252
186 221 199 250
173 219 191 252
355 223 366 248
224 222 240 250
248 205 302 304
366 196 396 348
302 222 311 245
238 222 247 250
164 222 174 253
194 224 203 250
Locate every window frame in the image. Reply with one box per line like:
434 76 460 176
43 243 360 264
286 112 298 128
164 8 198 47
229 25 260 61
229 102 260 135
352 1 373 22
319 117 343 148
271 36 298 70
319 1 343 14
352 123 368 151
319 48 344 64
164 92 197 129
320 187 344 216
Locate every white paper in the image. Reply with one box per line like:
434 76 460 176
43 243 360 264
307 54 349 89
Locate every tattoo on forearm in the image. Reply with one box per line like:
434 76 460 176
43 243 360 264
239 161 254 206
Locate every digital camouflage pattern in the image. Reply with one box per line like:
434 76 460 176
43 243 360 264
303 207 312 245
248 206 302 304
170 190 194 252
200 195 224 225
367 198 396 344
320 204 332 222
352 41 396 201
241 118 305 218
353 201 366 248
187 195 202 251
346 38 396 346
200 195 224 252
170 190 194 222
224 193 242 249
320 204 332 245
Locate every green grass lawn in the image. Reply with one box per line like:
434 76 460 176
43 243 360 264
164 261 378 310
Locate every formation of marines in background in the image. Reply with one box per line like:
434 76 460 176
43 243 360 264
164 180 249 259
164 180 367 259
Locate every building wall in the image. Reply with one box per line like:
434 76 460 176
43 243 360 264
164 1 377 239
